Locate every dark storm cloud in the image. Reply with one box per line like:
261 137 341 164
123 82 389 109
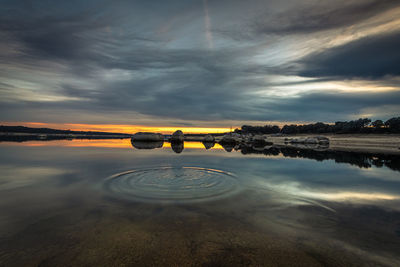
0 0 399 124
254 0 399 35
3 83 399 123
216 0 400 39
256 90 400 121
298 31 400 79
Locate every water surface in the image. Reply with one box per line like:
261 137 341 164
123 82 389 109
0 139 399 266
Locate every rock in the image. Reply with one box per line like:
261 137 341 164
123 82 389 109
305 137 318 144
132 132 164 142
287 136 329 145
251 145 265 152
203 134 215 142
131 140 163 149
289 138 304 144
315 136 330 144
252 135 269 145
290 142 329 150
219 134 237 144
171 130 184 142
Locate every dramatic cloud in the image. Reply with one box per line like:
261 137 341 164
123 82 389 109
0 0 399 126
252 0 399 35
298 31 400 79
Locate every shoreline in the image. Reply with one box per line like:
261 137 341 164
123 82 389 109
1 132 400 155
268 134 400 155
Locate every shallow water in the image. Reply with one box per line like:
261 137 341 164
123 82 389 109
0 139 400 266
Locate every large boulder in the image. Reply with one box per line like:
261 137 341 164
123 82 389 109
132 132 164 142
203 134 215 142
171 130 184 142
219 134 237 144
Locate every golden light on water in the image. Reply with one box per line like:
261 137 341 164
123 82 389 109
308 191 399 201
2 139 224 150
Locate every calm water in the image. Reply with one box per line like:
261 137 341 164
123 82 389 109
0 139 400 266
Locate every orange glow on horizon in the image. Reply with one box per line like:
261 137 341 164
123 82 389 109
1 122 232 134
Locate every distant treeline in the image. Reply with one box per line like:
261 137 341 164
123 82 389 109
0 125 131 136
235 117 400 134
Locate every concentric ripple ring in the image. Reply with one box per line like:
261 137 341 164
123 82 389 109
104 166 240 203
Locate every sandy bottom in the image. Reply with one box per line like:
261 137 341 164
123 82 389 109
1 190 400 267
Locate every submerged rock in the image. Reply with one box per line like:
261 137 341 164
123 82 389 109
171 130 184 142
132 132 164 142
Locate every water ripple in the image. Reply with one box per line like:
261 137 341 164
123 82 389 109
104 166 239 203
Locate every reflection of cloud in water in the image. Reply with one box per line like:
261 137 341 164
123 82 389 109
304 191 399 201
0 166 65 190
256 180 399 206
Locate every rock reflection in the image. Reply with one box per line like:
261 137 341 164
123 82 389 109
220 142 235 152
171 141 184 153
202 141 215 150
131 140 164 149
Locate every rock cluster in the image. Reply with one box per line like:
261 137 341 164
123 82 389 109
217 133 273 153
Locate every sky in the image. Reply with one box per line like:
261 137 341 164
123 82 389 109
0 0 399 132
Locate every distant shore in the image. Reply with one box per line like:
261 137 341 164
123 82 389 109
1 125 400 155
